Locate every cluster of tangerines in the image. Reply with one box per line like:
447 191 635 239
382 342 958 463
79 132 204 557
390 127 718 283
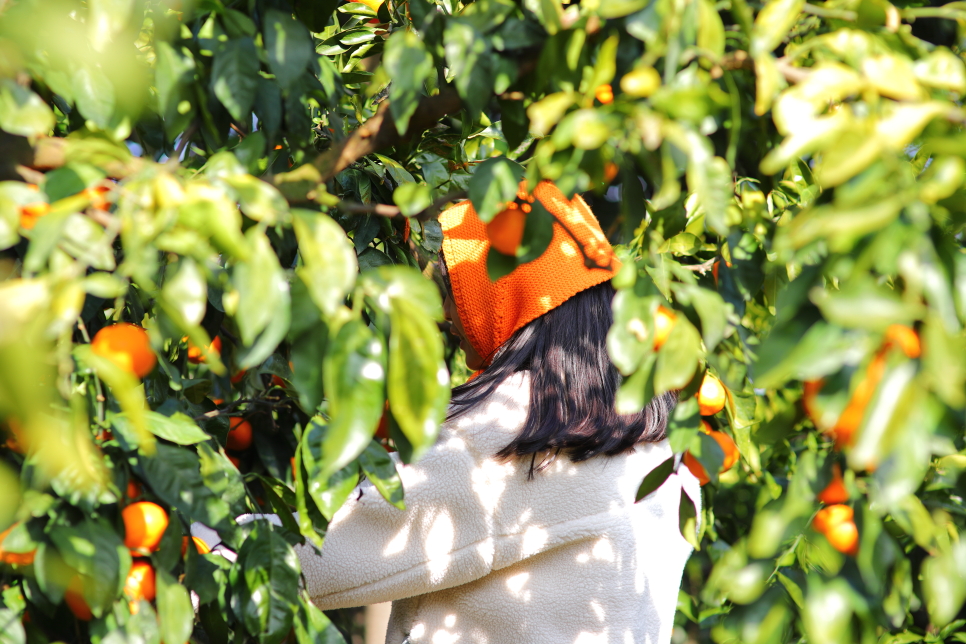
635 305 740 485
800 324 922 557
19 183 112 230
86 322 255 464
0 494 206 620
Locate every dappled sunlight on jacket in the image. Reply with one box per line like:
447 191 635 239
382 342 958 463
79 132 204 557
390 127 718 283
297 373 700 643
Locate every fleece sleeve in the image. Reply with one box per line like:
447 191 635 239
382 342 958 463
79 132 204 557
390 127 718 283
296 421 500 610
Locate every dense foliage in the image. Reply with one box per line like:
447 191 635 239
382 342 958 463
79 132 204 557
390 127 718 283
1 0 966 642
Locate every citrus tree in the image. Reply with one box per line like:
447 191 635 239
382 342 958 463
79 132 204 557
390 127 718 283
1 0 966 642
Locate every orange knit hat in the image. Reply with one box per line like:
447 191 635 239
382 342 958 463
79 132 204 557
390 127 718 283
439 180 620 366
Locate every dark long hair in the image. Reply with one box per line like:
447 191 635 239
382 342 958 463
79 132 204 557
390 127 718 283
446 280 676 474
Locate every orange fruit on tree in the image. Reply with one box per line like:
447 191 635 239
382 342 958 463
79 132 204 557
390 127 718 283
122 501 168 552
83 185 111 211
653 305 676 350
4 418 27 454
683 451 710 486
701 420 740 471
227 417 253 451
124 560 156 602
181 535 211 556
231 369 247 384
486 204 526 256
697 373 727 416
65 575 93 621
228 454 241 469
595 84 614 104
828 353 886 450
270 374 286 388
186 335 221 364
813 504 858 555
0 524 35 566
884 324 920 359
91 323 157 379
817 463 849 504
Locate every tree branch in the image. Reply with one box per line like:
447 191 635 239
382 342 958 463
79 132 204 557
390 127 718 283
336 190 468 222
313 90 463 183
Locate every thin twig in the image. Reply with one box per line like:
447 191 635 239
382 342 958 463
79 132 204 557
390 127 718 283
229 123 247 139
76 319 105 424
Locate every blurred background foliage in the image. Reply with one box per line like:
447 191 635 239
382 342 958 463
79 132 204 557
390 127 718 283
0 0 965 642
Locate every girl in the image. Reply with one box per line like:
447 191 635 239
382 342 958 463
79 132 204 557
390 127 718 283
293 181 701 644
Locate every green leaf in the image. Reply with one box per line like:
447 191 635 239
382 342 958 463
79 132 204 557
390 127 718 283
147 411 210 445
678 487 700 549
264 9 313 91
0 79 55 138
162 258 207 327
444 20 494 120
384 30 433 134
234 229 287 347
655 317 702 394
224 174 289 224
156 568 194 644
359 440 405 509
388 297 450 459
750 0 806 58
468 157 524 223
636 456 675 501
292 210 356 317
212 38 260 122
0 609 25 644
48 519 123 617
155 42 196 135
319 319 385 478
72 66 115 129
230 525 300 644
393 182 433 217
302 420 362 519
597 0 648 18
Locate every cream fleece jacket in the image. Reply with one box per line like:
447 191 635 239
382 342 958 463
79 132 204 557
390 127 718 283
297 373 701 644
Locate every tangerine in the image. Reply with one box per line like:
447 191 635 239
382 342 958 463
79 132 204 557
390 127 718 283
884 324 920 359
83 185 111 211
603 162 619 184
486 205 526 256
181 535 211 556
683 451 710 485
813 504 858 555
828 353 885 449
228 455 241 469
231 369 247 384
227 417 253 451
122 501 168 552
701 420 740 471
595 84 614 104
817 463 849 504
187 335 221 364
0 525 35 566
126 479 141 500
65 575 93 621
91 323 157 379
653 306 676 350
124 560 156 602
697 373 727 416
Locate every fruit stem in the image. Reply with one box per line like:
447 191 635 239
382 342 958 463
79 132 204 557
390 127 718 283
76 319 106 424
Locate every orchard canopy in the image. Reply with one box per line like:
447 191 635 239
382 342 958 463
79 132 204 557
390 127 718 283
1 0 966 642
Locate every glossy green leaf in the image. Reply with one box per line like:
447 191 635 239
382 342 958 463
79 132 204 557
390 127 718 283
468 157 525 223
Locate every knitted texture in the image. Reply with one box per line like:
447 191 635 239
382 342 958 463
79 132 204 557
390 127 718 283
439 181 620 364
